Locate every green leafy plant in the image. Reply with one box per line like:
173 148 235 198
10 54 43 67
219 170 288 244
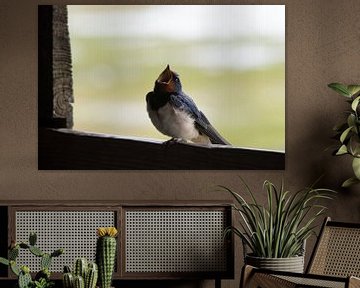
33 278 54 288
0 232 63 288
328 83 360 187
220 179 335 258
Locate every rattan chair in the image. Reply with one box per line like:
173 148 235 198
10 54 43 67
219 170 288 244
241 217 360 288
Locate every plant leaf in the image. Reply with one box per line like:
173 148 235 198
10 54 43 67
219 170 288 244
348 135 360 157
347 85 360 97
10 261 20 276
347 114 356 128
352 157 360 180
0 257 9 266
222 179 335 258
342 177 360 188
336 144 348 155
328 83 351 97
351 96 360 111
340 126 353 143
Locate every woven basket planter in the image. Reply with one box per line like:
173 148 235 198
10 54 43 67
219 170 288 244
245 254 305 273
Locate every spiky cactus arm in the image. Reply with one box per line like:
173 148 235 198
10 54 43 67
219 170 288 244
73 275 85 288
63 265 72 273
63 272 74 288
96 227 118 288
74 258 88 280
85 262 98 288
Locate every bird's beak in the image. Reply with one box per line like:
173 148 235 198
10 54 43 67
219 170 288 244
156 65 173 84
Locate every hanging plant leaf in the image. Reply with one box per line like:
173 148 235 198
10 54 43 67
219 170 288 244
340 126 353 143
352 157 360 180
336 145 348 155
329 82 360 187
347 114 356 127
348 135 360 157
351 96 360 111
347 85 360 97
342 177 360 188
328 83 351 97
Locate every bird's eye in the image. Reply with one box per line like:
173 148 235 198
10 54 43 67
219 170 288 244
175 77 179 82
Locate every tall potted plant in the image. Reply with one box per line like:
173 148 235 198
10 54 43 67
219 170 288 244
328 83 360 187
220 179 334 273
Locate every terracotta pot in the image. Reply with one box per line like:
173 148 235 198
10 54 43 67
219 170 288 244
245 254 305 273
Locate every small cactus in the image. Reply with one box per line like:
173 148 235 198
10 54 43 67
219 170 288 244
63 259 98 288
63 272 74 288
63 265 72 273
18 267 32 288
85 263 98 288
74 275 85 288
96 227 118 288
74 258 88 279
0 232 64 288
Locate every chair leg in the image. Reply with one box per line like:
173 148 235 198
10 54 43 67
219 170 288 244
240 265 255 288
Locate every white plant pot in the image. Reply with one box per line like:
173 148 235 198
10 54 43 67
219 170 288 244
245 254 305 273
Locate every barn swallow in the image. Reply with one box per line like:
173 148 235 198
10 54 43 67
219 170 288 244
146 65 230 145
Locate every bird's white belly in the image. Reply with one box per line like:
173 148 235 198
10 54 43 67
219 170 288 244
147 103 199 140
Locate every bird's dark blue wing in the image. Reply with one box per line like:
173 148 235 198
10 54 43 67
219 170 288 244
195 111 230 145
169 92 201 118
169 92 230 145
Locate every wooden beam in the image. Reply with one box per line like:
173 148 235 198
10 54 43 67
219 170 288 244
39 128 285 170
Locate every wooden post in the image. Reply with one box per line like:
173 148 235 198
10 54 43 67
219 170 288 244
38 5 73 129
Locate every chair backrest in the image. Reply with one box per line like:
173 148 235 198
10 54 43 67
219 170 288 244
307 217 360 277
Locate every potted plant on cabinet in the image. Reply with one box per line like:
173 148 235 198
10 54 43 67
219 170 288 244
0 232 64 288
328 83 360 187
220 178 335 273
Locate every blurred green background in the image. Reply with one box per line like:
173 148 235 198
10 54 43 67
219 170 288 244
68 5 285 151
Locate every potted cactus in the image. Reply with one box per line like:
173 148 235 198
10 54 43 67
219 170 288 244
0 232 64 288
96 227 118 288
62 258 98 288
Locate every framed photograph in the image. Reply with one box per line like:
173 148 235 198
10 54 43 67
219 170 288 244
38 5 285 170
